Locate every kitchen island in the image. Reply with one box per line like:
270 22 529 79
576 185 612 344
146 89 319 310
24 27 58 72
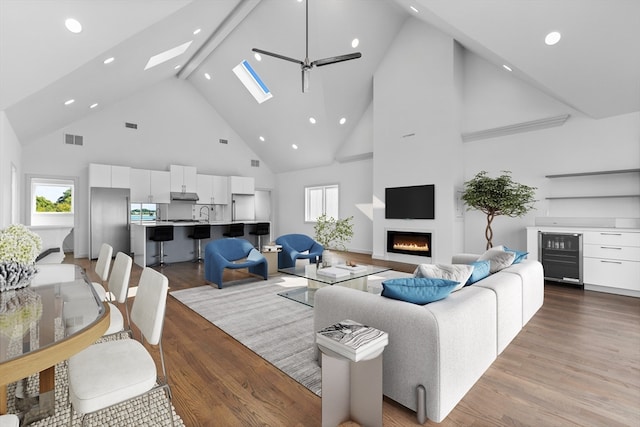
131 221 268 267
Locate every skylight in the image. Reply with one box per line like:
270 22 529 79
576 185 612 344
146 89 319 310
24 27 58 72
144 41 193 71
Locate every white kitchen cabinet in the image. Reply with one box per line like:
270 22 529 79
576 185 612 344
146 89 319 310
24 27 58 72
130 168 171 203
583 230 640 295
170 165 197 193
229 176 254 194
89 163 130 188
212 175 229 204
197 174 229 204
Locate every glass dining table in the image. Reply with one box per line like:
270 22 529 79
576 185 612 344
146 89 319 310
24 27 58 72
0 264 110 424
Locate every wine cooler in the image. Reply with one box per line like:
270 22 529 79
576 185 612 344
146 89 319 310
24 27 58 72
538 232 583 286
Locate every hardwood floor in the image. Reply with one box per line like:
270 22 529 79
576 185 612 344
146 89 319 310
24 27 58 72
68 253 640 426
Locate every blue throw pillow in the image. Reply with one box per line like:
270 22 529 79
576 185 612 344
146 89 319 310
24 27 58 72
466 260 491 285
381 277 459 305
504 246 528 264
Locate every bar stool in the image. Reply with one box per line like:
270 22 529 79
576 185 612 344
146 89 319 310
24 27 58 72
150 225 174 267
188 224 211 262
223 223 245 238
249 222 270 249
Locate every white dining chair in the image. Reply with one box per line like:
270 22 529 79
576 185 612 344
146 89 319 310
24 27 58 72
0 414 19 427
67 267 174 426
92 243 113 301
101 252 133 336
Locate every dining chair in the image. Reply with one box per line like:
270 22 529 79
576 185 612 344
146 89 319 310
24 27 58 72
92 243 113 301
0 414 19 427
67 267 174 426
102 252 133 336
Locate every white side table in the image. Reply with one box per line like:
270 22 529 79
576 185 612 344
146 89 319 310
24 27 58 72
318 336 387 427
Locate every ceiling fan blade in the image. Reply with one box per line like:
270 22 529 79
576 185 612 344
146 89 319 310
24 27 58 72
252 48 304 66
312 52 362 67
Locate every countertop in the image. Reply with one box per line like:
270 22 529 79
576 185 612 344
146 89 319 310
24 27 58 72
131 220 261 227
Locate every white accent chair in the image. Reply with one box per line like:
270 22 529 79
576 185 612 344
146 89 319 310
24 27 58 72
91 243 113 301
67 267 174 426
102 252 133 336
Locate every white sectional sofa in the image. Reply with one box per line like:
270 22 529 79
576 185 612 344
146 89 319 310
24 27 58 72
313 256 544 424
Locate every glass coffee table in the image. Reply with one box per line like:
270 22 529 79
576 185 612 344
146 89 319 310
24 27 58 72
278 264 391 307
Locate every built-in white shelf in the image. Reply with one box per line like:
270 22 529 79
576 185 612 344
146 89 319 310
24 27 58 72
545 168 640 200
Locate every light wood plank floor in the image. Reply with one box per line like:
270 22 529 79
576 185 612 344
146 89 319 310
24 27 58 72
69 252 640 426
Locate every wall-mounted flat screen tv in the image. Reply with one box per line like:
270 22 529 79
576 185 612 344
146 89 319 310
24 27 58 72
385 184 435 219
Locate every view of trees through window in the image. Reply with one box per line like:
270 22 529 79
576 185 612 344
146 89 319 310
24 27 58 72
35 185 73 212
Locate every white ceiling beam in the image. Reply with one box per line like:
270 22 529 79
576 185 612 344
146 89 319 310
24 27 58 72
177 0 261 80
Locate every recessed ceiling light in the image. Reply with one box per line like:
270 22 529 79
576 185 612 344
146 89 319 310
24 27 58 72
89 103 98 109
174 64 181 70
65 18 82 33
410 6 419 13
144 40 193 70
204 72 211 80
259 136 265 142
193 28 201 35
351 38 359 48
545 31 561 46
64 99 75 106
339 117 346 125
103 57 115 64
254 52 262 61
292 144 298 149
502 64 512 72
309 117 316 124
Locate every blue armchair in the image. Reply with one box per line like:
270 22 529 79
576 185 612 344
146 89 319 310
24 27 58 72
275 234 324 269
204 238 268 288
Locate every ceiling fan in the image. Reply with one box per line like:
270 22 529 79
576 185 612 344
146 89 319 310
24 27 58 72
252 0 361 93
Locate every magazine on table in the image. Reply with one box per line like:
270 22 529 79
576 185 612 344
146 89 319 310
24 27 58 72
316 319 388 361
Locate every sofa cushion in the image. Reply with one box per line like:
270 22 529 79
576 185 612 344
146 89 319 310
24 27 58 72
479 248 516 273
504 246 528 264
414 263 474 292
466 260 491 285
381 277 459 305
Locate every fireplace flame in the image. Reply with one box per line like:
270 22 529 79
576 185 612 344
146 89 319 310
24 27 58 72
393 242 430 252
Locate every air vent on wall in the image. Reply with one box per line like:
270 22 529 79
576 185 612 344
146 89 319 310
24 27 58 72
251 159 260 167
125 122 138 129
64 133 83 146
219 138 228 144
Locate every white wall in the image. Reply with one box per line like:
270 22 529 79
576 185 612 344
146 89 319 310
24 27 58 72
372 17 464 264
21 78 276 257
460 50 640 254
275 159 373 254
0 111 21 227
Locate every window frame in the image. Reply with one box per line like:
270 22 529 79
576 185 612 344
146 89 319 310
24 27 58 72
304 184 339 222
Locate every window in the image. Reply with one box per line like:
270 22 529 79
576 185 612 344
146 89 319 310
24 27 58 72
305 184 339 222
32 180 74 213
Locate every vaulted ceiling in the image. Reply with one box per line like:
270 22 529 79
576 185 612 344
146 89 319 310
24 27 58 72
2 0 639 173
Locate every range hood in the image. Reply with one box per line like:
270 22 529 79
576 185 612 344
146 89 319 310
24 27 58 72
170 191 199 202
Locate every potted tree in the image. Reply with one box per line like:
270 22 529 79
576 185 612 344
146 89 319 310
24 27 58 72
461 170 537 250
313 214 354 267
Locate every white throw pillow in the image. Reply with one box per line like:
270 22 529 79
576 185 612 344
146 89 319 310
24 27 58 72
413 263 474 292
478 247 516 273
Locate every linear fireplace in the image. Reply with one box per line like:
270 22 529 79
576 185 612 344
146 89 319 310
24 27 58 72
387 230 432 258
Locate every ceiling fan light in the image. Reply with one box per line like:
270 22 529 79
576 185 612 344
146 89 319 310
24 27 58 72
302 68 310 93
232 60 273 104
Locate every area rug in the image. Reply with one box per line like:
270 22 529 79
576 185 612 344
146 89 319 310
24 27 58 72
170 270 412 396
5 335 184 426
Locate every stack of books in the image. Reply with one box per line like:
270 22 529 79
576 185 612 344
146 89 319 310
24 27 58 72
316 319 388 362
335 263 367 274
316 266 350 279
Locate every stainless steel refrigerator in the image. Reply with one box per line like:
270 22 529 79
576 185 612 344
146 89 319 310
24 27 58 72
231 194 255 221
90 187 130 259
